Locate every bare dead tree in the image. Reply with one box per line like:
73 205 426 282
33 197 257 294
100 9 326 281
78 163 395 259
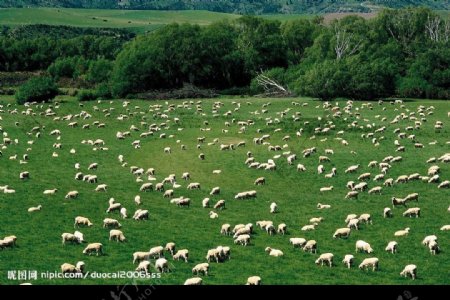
255 72 290 97
386 10 417 54
425 15 441 43
334 24 362 60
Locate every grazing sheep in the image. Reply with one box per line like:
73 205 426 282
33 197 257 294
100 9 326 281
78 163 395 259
164 242 176 256
202 198 210 208
302 240 317 253
61 233 81 245
19 171 30 179
315 253 334 267
184 277 202 285
109 229 126 242
385 241 398 254
359 257 379 271
383 207 393 218
220 224 231 235
441 225 450 231
265 247 284 257
438 180 450 188
384 178 394 186
209 211 218 219
428 240 440 255
192 263 209 276
214 199 225 210
400 264 417 280
28 205 42 212
342 254 354 269
133 251 150 264
61 262 84 274
368 186 382 194
206 249 220 263
333 228 351 239
173 249 189 262
297 164 306 172
106 203 122 213
246 276 261 285
317 203 331 209
254 177 265 185
422 235 437 246
355 240 374 253
135 261 151 274
345 191 359 199
234 234 251 246
394 228 410 237
301 224 316 231
358 214 372 225
43 188 58 195
403 207 420 218
404 193 419 202
103 218 121 228
347 218 360 230
139 183 153 192
345 214 358 223
270 202 278 213
74 216 93 228
187 182 201 190
277 223 287 235
392 197 407 208
74 231 84 243
320 186 333 192
65 191 79 199
289 238 307 248
155 258 169 273
83 243 103 256
133 209 149 220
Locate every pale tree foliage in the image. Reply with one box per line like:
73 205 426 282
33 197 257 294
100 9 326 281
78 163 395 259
386 10 417 52
334 24 362 60
425 15 441 43
425 15 450 43
255 72 290 97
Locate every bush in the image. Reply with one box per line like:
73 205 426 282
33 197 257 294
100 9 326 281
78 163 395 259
95 84 112 99
77 90 98 102
15 77 58 105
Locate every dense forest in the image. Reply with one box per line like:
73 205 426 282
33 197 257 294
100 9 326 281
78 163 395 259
1 7 449 100
1 0 448 14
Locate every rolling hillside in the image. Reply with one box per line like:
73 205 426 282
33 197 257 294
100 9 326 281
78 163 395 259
0 0 448 14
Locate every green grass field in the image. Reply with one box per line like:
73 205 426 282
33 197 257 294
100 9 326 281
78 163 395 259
0 96 448 285
0 8 311 33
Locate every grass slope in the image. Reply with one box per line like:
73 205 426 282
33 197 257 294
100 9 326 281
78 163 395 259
0 8 311 33
0 96 448 285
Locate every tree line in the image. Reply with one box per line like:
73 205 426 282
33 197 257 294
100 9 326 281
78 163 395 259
4 7 450 102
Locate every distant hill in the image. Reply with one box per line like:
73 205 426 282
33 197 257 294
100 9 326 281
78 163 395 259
1 1 448 14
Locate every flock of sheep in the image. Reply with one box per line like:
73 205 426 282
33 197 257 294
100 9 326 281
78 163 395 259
0 97 449 285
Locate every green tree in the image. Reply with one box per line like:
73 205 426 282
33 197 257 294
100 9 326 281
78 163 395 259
16 76 59 104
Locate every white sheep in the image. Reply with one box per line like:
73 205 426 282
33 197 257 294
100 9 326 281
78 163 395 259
139 183 153 192
358 213 372 224
184 277 202 285
289 238 306 248
400 264 417 280
209 211 218 219
65 190 79 199
103 218 121 228
315 253 334 267
441 225 450 231
192 263 209 276
265 247 284 257
422 235 437 246
202 197 210 208
355 240 374 253
220 224 231 235
428 240 440 255
385 241 398 254
28 205 42 212
403 207 420 218
155 258 169 273
320 186 333 192
234 234 251 246
359 257 379 271
383 207 392 218
173 249 189 262
83 243 103 256
246 276 261 285
347 219 360 230
95 184 107 192
74 216 93 228
132 251 150 264
270 202 278 213
302 240 317 253
277 223 287 235
149 246 164 258
133 209 148 220
317 203 331 209
61 233 81 245
333 228 351 239
135 261 151 274
301 224 316 231
342 254 354 269
43 188 58 195
214 199 226 210
394 228 410 237
109 229 126 242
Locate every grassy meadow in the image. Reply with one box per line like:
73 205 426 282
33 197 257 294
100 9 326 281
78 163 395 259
0 96 448 285
0 8 313 33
